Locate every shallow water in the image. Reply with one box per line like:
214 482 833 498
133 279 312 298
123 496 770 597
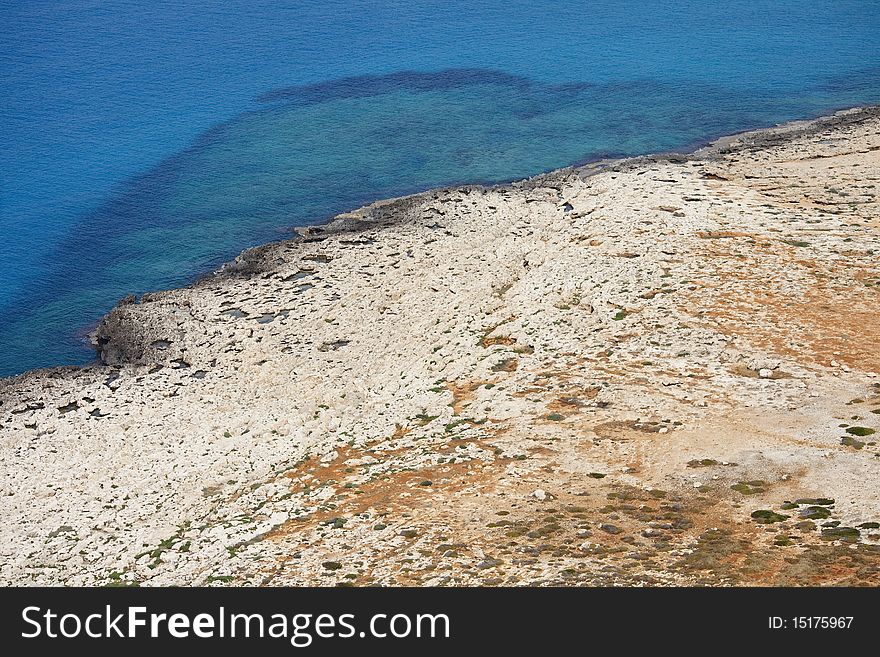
2 1 879 376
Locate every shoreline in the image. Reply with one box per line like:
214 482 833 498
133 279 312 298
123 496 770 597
1 103 879 586
4 104 878 385
93 103 879 368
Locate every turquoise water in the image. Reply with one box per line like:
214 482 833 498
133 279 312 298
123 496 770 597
2 1 880 377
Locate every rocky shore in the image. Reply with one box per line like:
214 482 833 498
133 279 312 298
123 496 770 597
2 106 880 586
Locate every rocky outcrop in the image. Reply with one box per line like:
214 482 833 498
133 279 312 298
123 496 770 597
1 106 879 586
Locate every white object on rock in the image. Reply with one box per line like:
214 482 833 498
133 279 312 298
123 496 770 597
758 368 773 379
532 489 546 500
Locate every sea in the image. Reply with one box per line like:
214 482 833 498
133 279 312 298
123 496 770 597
2 0 879 377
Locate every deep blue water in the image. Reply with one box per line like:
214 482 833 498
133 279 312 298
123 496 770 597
1 0 879 377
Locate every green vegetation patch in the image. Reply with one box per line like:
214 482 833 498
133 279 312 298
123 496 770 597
845 426 876 437
732 481 767 495
414 412 439 426
799 506 832 520
751 510 789 524
841 436 865 449
687 459 720 468
820 527 860 542
795 498 834 506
